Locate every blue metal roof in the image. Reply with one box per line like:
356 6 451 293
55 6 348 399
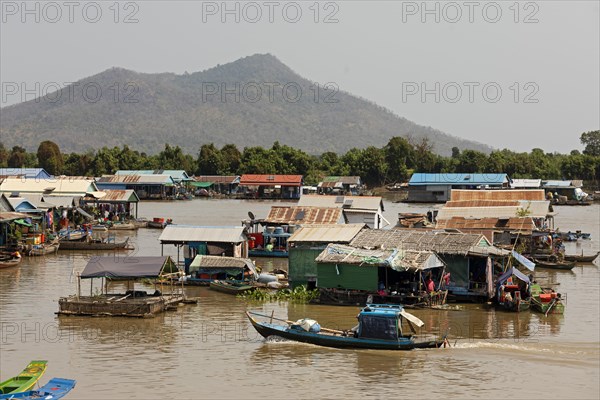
408 173 508 186
360 304 403 318
542 180 573 188
0 168 52 179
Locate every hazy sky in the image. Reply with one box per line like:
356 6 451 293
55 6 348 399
1 1 599 153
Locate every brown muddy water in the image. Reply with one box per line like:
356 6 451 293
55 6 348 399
1 199 598 399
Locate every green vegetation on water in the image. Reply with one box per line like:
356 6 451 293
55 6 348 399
237 286 320 304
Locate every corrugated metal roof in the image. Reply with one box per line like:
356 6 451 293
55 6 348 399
445 200 521 207
298 195 383 211
409 173 508 186
115 170 191 181
264 206 343 225
159 225 246 244
315 244 443 271
5 197 37 211
450 189 545 201
288 223 366 243
349 229 507 256
194 176 240 184
84 190 139 203
318 176 361 186
239 174 303 186
0 168 51 179
437 200 550 219
189 255 257 275
0 211 32 222
0 177 98 195
510 179 541 188
436 217 536 232
543 180 577 188
97 175 175 184
318 181 343 188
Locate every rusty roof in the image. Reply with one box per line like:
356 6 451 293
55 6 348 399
445 200 521 208
239 174 302 186
84 190 139 203
436 217 536 232
264 206 342 225
194 176 240 184
97 175 174 184
450 189 545 201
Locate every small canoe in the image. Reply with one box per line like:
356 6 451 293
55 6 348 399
0 378 76 400
0 360 48 395
533 259 576 270
564 251 600 263
147 221 167 229
209 280 255 295
0 255 21 269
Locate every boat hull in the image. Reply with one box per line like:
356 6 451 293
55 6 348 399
534 260 576 270
0 258 21 268
564 252 600 263
248 249 288 258
0 378 76 400
210 280 254 295
58 239 130 251
26 243 59 256
0 360 47 395
246 312 444 350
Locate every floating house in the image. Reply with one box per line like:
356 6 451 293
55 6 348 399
542 180 590 203
82 190 141 219
287 223 366 289
315 229 509 303
159 225 248 269
245 206 343 257
57 256 185 318
115 170 192 184
317 176 363 195
184 255 258 285
0 168 52 180
238 174 303 199
192 176 240 195
314 243 445 306
407 173 510 202
0 176 99 197
297 195 388 229
96 175 175 200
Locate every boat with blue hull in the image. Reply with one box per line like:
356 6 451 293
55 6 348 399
247 304 448 350
0 378 76 400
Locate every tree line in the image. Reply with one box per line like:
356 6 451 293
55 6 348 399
1 131 599 187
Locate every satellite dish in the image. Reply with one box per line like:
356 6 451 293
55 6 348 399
248 211 255 220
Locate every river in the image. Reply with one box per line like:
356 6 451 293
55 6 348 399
1 199 598 399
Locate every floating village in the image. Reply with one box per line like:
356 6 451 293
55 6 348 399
0 168 598 398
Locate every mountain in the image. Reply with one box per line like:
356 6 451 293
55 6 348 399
0 54 492 155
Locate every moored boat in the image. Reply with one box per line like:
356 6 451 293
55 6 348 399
210 280 255 295
247 304 448 350
564 251 600 263
496 267 531 312
530 283 565 315
58 237 130 251
533 259 576 270
25 242 59 256
107 222 137 231
0 360 48 395
0 252 22 269
0 378 76 400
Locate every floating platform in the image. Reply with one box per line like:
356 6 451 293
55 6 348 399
57 293 186 318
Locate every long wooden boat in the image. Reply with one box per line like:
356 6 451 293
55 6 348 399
564 251 600 263
147 221 167 229
247 304 448 351
533 259 576 270
107 223 137 231
0 360 48 395
496 267 531 312
530 284 565 315
0 378 76 400
210 280 255 295
58 237 130 251
26 242 59 257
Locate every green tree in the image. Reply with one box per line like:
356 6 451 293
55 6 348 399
197 143 224 175
90 147 120 175
0 143 8 168
457 150 488 173
581 130 600 156
220 144 242 174
7 146 28 168
37 140 64 175
157 144 193 172
384 136 414 183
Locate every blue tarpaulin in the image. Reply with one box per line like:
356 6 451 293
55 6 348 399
511 250 536 271
498 267 531 285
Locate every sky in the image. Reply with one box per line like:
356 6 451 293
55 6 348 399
1 0 599 153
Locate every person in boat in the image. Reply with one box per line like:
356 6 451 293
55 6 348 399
442 272 451 287
265 242 274 252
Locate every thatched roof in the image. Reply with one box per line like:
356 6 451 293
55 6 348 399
315 244 444 271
